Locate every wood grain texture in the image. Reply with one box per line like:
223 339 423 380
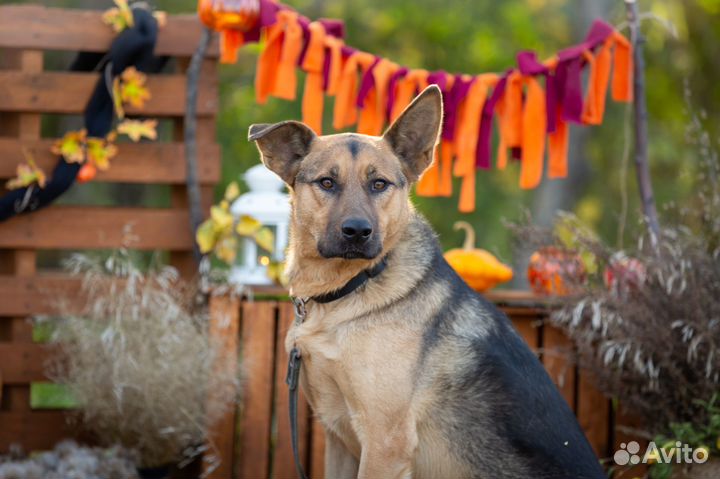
542 325 576 410
0 343 52 384
204 295 241 479
577 371 611 458
0 71 217 116
0 5 219 58
0 411 82 452
236 301 277 479
0 139 220 185
0 206 194 250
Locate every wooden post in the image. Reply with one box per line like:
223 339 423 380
625 0 661 241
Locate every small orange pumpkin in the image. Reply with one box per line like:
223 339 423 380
444 221 513 292
527 246 585 296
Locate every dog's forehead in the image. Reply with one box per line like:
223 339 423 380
301 133 400 175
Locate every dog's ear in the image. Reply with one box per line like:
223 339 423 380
382 85 443 182
248 121 316 185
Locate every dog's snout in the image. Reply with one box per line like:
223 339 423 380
341 218 373 243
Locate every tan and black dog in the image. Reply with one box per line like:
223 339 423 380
249 86 604 479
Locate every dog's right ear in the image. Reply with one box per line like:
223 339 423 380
248 121 316 185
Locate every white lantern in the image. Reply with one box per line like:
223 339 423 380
229 164 290 285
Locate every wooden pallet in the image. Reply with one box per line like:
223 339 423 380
0 4 219 462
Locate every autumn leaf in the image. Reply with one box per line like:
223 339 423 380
102 0 134 33
112 77 125 119
196 218 218 254
6 157 47 190
118 67 151 109
224 181 241 201
266 261 288 286
210 205 234 233
236 214 262 236
51 129 87 164
86 137 118 171
117 119 158 142
215 235 238 265
254 227 275 253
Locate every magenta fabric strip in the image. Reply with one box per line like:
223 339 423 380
517 50 557 133
355 56 381 108
475 70 511 169
385 67 409 120
442 75 473 140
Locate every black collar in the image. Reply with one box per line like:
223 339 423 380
311 256 388 304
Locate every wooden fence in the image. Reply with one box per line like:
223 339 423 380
207 291 644 479
0 2 219 461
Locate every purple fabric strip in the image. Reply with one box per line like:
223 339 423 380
442 75 473 140
355 57 381 108
426 70 448 91
476 70 511 169
385 67 408 120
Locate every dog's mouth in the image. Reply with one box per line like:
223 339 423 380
317 240 382 260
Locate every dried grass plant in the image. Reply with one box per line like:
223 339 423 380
44 250 241 468
510 114 720 437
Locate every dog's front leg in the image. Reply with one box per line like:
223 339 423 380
356 421 417 479
324 429 359 479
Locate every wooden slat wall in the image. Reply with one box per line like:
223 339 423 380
209 296 622 479
0 5 220 461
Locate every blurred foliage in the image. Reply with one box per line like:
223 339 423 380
3 0 719 268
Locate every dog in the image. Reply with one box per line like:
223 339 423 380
249 86 605 479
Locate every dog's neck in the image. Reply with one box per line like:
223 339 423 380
284 212 432 299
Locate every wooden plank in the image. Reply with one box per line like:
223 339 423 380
613 404 647 479
0 274 81 316
237 301 277 479
204 295 241 479
0 343 52 384
0 71 217 116
0 6 219 58
0 206 194 250
310 418 325 479
0 139 221 185
576 371 610 458
272 302 310 479
510 316 540 352
541 325 576 410
0 410 81 452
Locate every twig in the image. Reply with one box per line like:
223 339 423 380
185 27 213 264
625 0 661 244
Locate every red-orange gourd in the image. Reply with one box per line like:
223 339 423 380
527 246 586 296
444 221 513 292
77 163 97 183
197 0 260 31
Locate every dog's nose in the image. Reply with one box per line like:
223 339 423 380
341 218 373 243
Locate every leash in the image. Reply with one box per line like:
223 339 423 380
285 256 388 479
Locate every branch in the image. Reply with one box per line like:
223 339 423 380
184 27 212 264
625 0 661 243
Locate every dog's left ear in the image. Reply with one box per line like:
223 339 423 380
382 85 443 182
248 121 316 185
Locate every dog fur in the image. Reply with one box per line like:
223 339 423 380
249 86 605 479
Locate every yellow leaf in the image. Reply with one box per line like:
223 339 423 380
266 261 288 286
236 215 262 236
5 157 46 190
224 181 241 201
215 234 238 265
51 129 87 164
101 0 134 33
86 137 118 171
119 66 151 109
112 77 125 119
117 119 158 142
196 219 218 254
210 205 233 233
254 227 275 253
219 199 230 210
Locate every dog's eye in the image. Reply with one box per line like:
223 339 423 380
371 179 388 192
318 178 335 190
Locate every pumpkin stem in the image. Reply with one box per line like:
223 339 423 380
453 221 476 250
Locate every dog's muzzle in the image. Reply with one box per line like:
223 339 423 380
318 217 382 260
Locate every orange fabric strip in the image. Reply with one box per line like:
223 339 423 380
548 106 569 179
333 51 376 130
611 31 634 102
324 36 344 96
416 146 441 196
302 22 327 134
255 20 284 104
458 168 476 213
519 76 547 189
390 69 429 122
220 29 244 64
438 138 454 197
272 11 303 100
503 71 524 148
582 40 612 125
455 74 494 177
357 59 399 136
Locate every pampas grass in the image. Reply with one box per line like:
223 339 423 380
44 250 241 468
